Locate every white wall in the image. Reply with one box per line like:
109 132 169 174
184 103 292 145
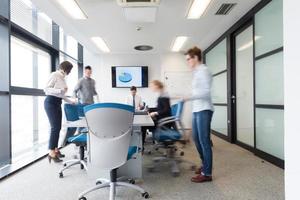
84 51 161 107
161 53 193 129
284 0 300 199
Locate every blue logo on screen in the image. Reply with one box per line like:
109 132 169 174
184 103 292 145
119 72 132 83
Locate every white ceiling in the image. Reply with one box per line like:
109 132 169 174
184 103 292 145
32 0 260 54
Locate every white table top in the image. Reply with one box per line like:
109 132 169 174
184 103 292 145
133 114 154 126
64 114 154 128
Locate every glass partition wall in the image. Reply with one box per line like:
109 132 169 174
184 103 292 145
254 0 284 161
204 0 284 167
205 39 229 138
0 0 84 176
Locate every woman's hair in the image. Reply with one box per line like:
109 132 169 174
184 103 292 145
150 80 164 89
59 61 73 75
185 46 202 62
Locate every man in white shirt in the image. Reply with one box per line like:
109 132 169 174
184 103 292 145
126 86 143 110
184 46 214 183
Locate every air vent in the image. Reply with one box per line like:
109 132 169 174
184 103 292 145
215 3 236 15
134 45 153 51
117 0 160 7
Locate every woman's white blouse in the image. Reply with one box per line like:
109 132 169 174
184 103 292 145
44 70 72 103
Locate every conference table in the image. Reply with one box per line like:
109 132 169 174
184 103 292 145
64 113 155 180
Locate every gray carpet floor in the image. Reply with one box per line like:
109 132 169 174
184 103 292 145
0 136 284 200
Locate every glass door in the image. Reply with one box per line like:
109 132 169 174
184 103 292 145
233 23 254 147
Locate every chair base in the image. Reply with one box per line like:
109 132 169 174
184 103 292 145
147 146 196 177
59 159 87 178
78 179 149 200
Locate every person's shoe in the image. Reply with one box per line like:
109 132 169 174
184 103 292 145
191 174 212 183
56 151 65 158
195 166 203 174
48 155 63 163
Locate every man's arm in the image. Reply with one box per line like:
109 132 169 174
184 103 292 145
92 79 100 102
73 79 82 98
92 79 98 95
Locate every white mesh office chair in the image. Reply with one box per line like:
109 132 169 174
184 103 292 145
78 103 149 200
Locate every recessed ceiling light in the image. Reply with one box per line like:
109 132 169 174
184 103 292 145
91 37 110 53
187 0 212 19
171 36 188 52
55 0 87 20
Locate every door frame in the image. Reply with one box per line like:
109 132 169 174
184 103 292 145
230 19 255 152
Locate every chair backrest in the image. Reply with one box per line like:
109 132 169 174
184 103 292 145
171 101 184 119
84 103 134 138
77 104 86 117
84 103 134 170
64 104 80 121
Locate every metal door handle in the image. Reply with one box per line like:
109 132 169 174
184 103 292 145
231 95 236 103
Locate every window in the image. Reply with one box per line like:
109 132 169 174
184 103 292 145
11 95 49 163
60 53 79 96
11 36 51 89
0 0 84 176
11 0 53 44
59 28 78 59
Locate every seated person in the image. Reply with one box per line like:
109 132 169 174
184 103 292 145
126 86 144 110
142 80 175 147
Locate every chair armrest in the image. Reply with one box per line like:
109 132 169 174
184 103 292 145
157 118 180 128
157 116 177 124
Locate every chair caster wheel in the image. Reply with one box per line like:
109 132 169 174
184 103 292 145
59 172 63 178
129 179 135 184
142 192 150 199
79 197 87 200
172 172 180 177
147 166 155 172
96 181 102 185
180 152 184 156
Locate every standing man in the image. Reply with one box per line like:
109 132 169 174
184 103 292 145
185 47 214 183
73 66 99 105
126 86 144 110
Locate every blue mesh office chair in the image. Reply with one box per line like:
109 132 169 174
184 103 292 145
59 104 88 178
78 103 149 200
148 101 195 177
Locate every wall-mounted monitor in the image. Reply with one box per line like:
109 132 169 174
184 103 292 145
112 66 148 88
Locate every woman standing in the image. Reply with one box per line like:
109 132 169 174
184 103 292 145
184 47 214 183
44 61 74 163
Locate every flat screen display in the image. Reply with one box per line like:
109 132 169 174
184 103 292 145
112 66 148 88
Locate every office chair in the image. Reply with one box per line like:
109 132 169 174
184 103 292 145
59 104 88 178
145 101 186 155
78 103 149 200
148 101 196 177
